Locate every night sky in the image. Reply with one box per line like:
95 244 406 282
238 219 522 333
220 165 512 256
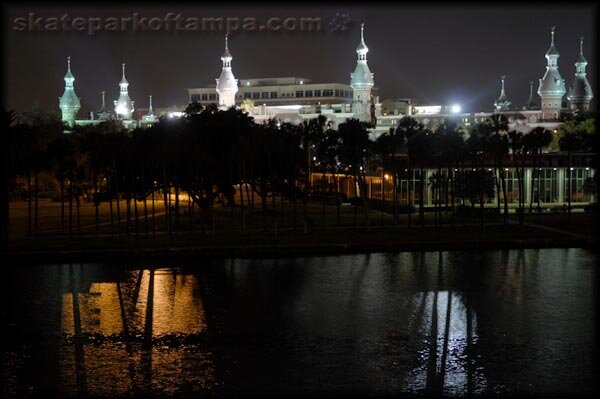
3 3 597 115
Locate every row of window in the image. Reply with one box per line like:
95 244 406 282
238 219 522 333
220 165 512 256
190 93 217 102
193 89 353 102
367 168 594 204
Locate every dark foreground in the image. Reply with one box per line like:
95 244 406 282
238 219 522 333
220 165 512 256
1 249 597 397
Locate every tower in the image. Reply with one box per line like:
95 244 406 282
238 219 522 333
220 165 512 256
142 95 157 121
537 27 566 120
524 81 538 110
114 63 135 120
494 75 511 112
350 22 374 122
97 91 111 120
215 35 238 109
58 56 81 128
567 37 593 112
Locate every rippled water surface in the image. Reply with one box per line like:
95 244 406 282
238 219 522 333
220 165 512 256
1 249 596 397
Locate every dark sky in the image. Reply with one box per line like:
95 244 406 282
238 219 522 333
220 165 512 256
3 3 597 114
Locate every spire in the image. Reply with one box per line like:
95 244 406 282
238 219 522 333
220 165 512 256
64 56 75 86
350 22 375 121
96 90 111 120
216 34 238 109
499 75 507 100
567 36 593 111
356 22 369 60
142 94 157 121
148 95 154 116
494 75 511 112
221 34 232 67
59 56 81 128
538 26 566 118
576 36 587 66
525 80 538 110
351 22 374 88
98 91 106 112
115 62 134 119
120 63 129 87
545 26 559 63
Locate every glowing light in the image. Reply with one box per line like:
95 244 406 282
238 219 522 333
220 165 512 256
451 104 461 113
413 105 441 115
115 104 127 115
384 174 390 180
273 105 303 110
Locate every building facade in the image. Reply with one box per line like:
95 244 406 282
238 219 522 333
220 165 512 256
60 25 593 145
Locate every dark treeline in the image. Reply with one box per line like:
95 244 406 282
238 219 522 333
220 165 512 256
2 104 597 248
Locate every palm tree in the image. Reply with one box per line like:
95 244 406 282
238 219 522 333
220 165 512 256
487 131 510 224
407 127 432 228
399 117 427 227
298 115 327 223
47 135 76 234
559 129 583 215
374 126 409 224
488 114 510 223
337 118 373 227
467 121 494 228
508 131 526 225
557 113 595 214
315 124 343 225
526 127 552 213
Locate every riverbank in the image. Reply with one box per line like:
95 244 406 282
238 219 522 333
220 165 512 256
4 223 595 264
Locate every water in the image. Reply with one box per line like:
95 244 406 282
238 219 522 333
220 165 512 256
1 249 596 397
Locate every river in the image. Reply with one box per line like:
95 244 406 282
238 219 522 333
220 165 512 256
1 249 596 396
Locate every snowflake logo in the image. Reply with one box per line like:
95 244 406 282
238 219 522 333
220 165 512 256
329 12 352 33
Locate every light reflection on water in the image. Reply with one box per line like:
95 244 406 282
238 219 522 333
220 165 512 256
402 290 486 396
0 249 596 397
57 267 213 397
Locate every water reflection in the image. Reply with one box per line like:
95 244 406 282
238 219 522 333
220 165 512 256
1 249 596 397
57 266 214 397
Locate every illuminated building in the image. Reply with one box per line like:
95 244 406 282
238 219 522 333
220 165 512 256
215 34 238 110
567 37 594 111
538 27 567 120
59 25 592 143
58 56 81 129
114 63 135 120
